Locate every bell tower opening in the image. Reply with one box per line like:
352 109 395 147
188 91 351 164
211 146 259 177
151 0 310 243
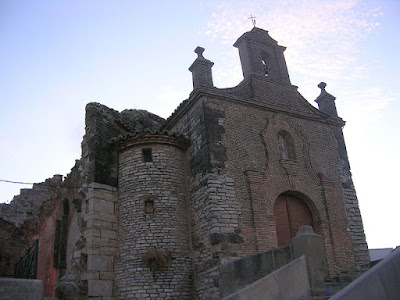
261 51 271 76
233 27 291 84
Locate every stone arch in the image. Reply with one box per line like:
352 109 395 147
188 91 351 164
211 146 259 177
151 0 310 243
273 191 321 246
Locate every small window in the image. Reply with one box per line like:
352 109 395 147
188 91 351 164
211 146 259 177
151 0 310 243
144 200 154 215
142 148 153 162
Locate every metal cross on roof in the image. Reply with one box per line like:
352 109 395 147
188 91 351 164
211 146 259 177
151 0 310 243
249 14 256 27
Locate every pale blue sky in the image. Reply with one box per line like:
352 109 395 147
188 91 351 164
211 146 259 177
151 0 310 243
1 0 399 249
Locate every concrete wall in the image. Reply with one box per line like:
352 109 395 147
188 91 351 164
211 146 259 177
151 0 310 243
331 247 400 300
219 245 292 299
219 226 327 299
223 256 310 300
0 278 44 300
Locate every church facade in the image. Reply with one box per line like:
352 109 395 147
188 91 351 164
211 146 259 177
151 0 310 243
0 27 370 299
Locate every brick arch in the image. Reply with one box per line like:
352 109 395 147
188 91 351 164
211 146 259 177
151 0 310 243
273 191 322 246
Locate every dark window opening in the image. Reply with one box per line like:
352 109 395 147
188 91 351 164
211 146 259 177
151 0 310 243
262 60 269 76
143 148 153 162
144 200 154 215
261 51 272 76
53 216 68 268
63 199 69 216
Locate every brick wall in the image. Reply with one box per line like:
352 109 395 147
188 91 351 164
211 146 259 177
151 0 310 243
0 218 27 277
207 94 357 276
165 77 363 291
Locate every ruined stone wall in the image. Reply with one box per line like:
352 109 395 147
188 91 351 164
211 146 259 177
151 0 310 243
0 175 63 227
80 182 118 299
333 127 370 273
82 103 164 187
115 141 193 299
15 163 86 298
166 96 242 299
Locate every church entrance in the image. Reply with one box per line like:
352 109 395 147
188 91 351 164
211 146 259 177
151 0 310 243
274 193 313 246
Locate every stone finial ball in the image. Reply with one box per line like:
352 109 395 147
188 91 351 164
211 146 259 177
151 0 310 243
194 46 205 57
318 82 327 90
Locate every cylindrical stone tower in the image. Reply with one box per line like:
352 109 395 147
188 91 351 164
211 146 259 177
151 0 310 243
113 131 192 299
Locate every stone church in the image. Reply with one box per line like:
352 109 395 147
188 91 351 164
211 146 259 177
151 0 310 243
0 27 370 299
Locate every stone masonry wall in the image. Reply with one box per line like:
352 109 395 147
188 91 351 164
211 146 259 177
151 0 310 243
190 174 242 299
334 126 370 273
166 96 244 299
0 175 63 227
342 185 370 273
82 182 118 299
115 142 193 299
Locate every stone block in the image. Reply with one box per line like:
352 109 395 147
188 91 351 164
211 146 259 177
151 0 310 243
99 212 117 222
222 256 310 300
84 228 101 238
85 246 101 255
100 272 115 280
87 255 113 272
101 247 118 255
87 279 113 297
86 236 113 247
81 271 100 280
101 229 118 239
0 278 44 300
274 256 310 300
90 199 115 214
292 226 327 297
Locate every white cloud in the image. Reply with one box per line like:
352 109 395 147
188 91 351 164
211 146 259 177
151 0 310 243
202 0 383 100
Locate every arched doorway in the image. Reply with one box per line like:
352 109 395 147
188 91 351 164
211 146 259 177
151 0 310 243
274 193 313 246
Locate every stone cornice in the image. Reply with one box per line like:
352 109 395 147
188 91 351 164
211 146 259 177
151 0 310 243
163 85 345 130
110 130 190 152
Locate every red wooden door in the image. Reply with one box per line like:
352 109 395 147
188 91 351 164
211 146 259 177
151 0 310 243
274 194 313 246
